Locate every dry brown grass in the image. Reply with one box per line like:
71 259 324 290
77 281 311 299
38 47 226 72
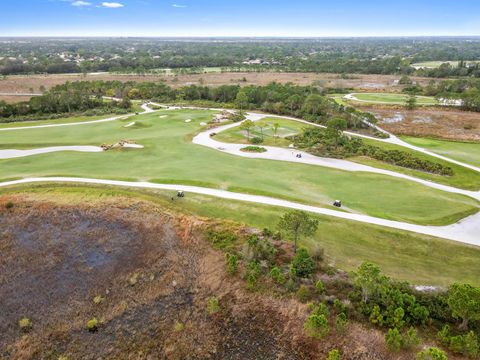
1 191 454 360
363 106 480 141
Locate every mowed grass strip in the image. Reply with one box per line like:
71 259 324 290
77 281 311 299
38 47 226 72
401 136 480 169
351 93 438 105
3 184 480 287
0 109 478 225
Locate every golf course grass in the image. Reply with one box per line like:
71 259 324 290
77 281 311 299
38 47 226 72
0 109 478 226
401 136 480 168
349 93 438 106
214 117 480 191
0 113 126 129
3 183 480 287
215 117 311 147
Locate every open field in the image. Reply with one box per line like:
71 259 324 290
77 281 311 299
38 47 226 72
2 184 480 287
0 72 444 103
346 93 438 106
369 108 480 141
215 117 310 147
0 109 478 226
401 136 480 168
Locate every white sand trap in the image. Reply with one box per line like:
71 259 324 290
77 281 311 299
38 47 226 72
185 119 192 123
124 122 136 128
159 115 168 118
122 143 144 149
0 146 103 159
200 122 207 126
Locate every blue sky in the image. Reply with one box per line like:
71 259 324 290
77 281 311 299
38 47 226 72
1 0 480 37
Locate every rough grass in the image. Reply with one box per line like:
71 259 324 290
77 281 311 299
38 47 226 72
0 109 478 226
401 136 480 168
3 183 480 287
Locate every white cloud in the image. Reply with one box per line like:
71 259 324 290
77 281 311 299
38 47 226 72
172 4 187 8
101 2 124 8
71 1 92 6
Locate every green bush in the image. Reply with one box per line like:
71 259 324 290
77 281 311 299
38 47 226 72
335 313 348 333
385 328 402 352
240 145 267 153
250 136 263 144
291 248 316 278
207 297 220 315
207 230 239 250
327 349 341 360
18 317 32 332
315 280 325 294
296 285 312 303
304 313 329 339
5 201 14 209
225 253 239 275
403 327 421 349
416 347 448 360
86 318 98 332
246 261 262 289
270 266 285 284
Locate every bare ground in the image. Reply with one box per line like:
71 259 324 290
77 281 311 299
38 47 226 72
0 192 454 360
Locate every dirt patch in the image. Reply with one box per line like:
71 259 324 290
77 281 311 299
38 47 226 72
0 193 428 359
366 107 480 141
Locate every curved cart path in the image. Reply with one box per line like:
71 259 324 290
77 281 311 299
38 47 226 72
192 112 480 201
0 176 479 246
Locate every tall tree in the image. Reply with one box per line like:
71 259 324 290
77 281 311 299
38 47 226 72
447 283 480 330
277 210 318 254
240 119 255 140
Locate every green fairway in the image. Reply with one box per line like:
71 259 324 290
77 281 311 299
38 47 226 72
349 93 438 106
0 109 478 226
215 117 480 190
0 113 129 129
215 117 311 147
3 184 480 287
401 136 480 168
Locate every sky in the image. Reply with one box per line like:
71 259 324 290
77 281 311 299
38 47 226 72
1 0 480 37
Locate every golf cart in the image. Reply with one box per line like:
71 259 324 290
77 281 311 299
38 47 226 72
177 191 185 198
333 200 342 208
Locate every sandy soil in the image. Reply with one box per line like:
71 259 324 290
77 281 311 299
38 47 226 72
365 107 480 141
0 193 415 360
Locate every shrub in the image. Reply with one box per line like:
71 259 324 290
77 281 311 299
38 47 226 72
296 285 312 303
335 313 348 333
93 295 104 305
269 266 285 284
385 328 402 352
403 327 421 349
207 230 238 250
18 317 32 332
207 297 220 315
416 347 448 360
225 253 239 275
315 280 325 294
333 299 347 314
86 318 98 332
304 313 329 339
174 321 185 332
327 349 341 360
246 261 261 289
250 136 263 144
291 248 316 278
240 145 267 153
5 201 14 209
